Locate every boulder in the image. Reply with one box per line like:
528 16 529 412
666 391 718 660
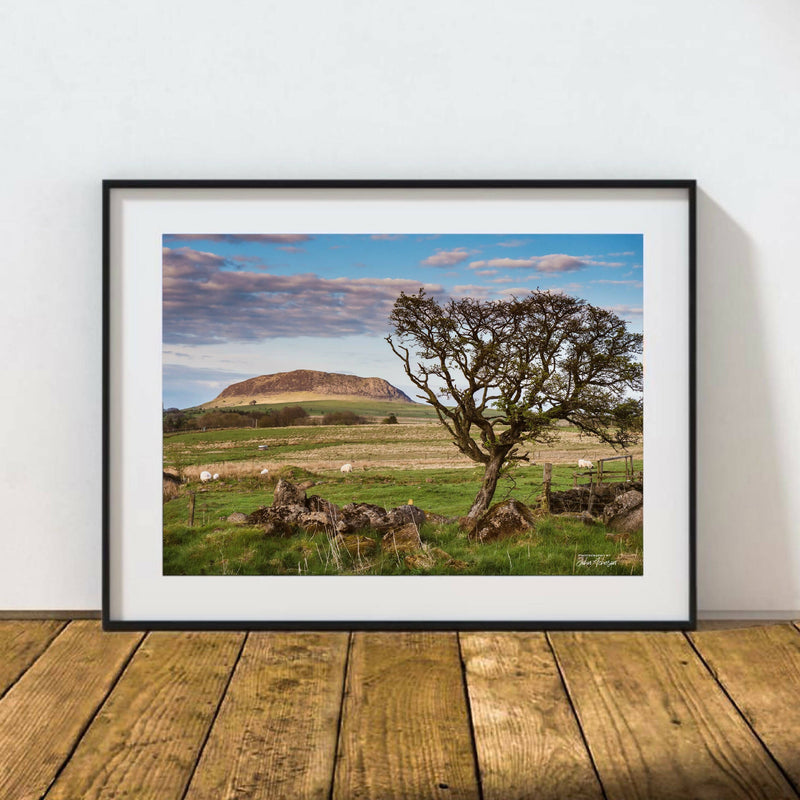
382 523 423 555
383 504 426 529
404 552 436 571
295 511 334 534
247 504 306 526
470 499 538 543
226 512 248 524
335 534 378 558
549 481 643 516
272 479 307 507
602 490 643 534
341 502 388 530
307 495 340 516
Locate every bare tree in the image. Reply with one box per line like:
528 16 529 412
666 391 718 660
387 289 643 519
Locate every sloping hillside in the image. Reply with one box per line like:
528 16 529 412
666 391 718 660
204 369 413 407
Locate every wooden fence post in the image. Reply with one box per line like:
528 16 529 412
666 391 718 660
542 462 552 513
187 492 196 527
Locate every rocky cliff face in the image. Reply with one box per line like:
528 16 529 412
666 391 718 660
210 369 413 404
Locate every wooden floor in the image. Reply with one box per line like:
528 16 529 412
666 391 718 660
1 622 799 799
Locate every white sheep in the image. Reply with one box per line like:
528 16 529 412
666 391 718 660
212 473 220 481
260 468 269 475
577 459 594 470
340 463 353 474
200 470 212 482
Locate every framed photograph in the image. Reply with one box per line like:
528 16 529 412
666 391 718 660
103 180 695 630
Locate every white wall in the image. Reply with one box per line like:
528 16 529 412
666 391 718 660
2 0 798 614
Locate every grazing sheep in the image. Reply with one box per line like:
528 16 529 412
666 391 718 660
577 459 594 469
340 463 353 474
200 470 212 482
212 473 220 481
260 468 269 475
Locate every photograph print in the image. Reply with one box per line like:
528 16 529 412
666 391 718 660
162 232 644 578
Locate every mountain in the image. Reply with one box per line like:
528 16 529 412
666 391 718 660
203 369 414 407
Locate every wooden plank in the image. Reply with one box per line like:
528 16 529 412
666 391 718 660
333 632 479 800
185 632 349 800
461 632 603 800
0 620 141 800
0 620 65 697
549 631 798 800
690 624 800 791
46 631 244 800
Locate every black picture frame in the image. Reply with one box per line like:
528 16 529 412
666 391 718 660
103 179 696 631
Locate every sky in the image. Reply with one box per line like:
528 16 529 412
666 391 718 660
163 233 643 409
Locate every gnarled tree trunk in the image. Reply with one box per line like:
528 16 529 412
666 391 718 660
466 447 510 520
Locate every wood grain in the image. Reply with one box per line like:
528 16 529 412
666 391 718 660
45 631 244 800
0 620 141 800
333 632 479 800
549 631 798 800
461 632 603 800
690 623 800 790
0 619 64 697
185 632 349 800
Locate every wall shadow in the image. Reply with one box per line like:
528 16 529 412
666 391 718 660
696 190 796 614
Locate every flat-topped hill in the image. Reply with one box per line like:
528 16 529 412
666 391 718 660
203 369 414 407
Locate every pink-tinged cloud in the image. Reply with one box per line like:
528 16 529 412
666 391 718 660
370 234 406 240
278 246 305 253
421 247 474 267
490 277 515 283
469 254 585 273
165 234 313 244
535 255 589 272
163 247 227 279
469 254 624 273
474 269 498 276
496 239 528 247
163 247 444 345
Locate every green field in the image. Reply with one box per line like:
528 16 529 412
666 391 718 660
163 415 643 577
184 397 440 420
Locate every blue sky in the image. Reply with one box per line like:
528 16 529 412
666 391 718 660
163 233 643 409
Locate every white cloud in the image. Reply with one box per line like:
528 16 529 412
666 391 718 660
421 247 474 267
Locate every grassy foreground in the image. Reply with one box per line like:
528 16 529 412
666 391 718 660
164 416 643 577
163 465 643 577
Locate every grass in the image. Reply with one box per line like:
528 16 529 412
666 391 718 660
163 463 643 577
163 413 644 577
183 398 441 420
164 510 642 578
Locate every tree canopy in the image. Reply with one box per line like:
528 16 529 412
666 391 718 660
386 289 643 519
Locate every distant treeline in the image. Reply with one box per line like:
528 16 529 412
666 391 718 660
163 405 367 433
